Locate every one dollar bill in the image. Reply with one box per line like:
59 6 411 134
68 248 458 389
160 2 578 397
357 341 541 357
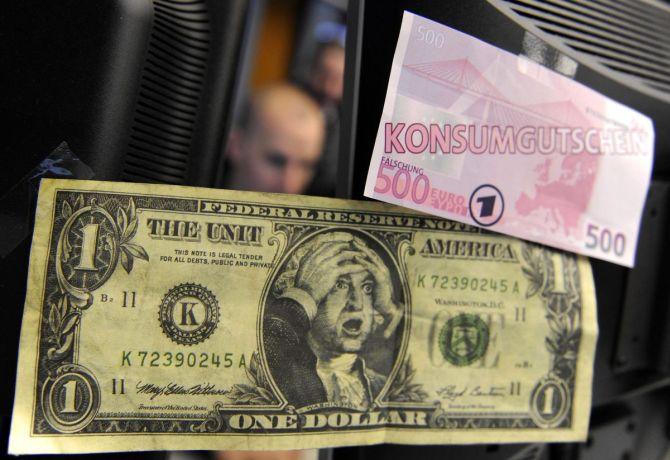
10 179 597 454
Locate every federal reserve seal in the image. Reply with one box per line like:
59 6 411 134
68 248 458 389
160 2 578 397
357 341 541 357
159 283 219 345
439 313 489 366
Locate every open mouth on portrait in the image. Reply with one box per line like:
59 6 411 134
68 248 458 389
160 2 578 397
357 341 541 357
341 318 363 337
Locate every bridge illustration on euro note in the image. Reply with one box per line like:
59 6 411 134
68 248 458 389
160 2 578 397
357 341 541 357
403 58 590 127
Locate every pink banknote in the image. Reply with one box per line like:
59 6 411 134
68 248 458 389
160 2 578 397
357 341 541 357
365 12 654 267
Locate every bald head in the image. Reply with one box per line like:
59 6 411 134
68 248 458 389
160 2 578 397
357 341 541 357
229 84 325 195
247 84 325 157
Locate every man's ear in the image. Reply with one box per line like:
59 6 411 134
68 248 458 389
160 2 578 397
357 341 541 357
226 130 243 166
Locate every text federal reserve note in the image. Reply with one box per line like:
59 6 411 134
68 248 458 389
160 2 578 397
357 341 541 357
10 179 597 454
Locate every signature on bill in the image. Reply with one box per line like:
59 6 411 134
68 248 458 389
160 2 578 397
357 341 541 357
437 385 507 401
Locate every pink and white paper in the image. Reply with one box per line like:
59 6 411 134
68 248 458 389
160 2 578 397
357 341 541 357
365 12 654 267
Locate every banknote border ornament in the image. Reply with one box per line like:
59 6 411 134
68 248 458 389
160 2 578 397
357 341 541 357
38 193 149 434
225 352 278 405
41 364 101 433
386 357 428 403
191 353 279 433
48 195 149 362
521 243 581 429
529 376 570 428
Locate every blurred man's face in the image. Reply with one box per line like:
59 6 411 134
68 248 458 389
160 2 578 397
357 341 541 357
230 87 325 195
310 271 375 354
311 46 345 106
240 126 322 195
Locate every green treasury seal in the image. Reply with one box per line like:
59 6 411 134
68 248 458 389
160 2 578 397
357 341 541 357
439 313 489 366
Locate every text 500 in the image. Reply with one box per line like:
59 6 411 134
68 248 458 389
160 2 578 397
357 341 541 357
585 223 625 257
416 25 445 48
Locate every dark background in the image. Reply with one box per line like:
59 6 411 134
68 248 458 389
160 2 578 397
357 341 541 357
1 1 669 459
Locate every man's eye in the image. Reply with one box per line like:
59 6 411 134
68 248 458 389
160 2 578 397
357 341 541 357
362 283 373 295
335 280 348 290
264 151 288 169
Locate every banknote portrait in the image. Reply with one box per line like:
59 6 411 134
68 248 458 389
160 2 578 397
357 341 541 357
262 230 405 409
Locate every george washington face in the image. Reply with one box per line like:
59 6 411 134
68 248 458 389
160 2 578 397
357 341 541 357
309 270 376 354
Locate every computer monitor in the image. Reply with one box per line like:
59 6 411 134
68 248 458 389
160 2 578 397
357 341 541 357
1 0 248 190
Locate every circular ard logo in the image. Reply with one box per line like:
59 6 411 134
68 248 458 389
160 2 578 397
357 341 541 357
469 184 505 227
439 313 489 366
159 283 219 345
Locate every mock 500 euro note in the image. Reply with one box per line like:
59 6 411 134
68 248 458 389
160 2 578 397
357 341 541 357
365 12 654 267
